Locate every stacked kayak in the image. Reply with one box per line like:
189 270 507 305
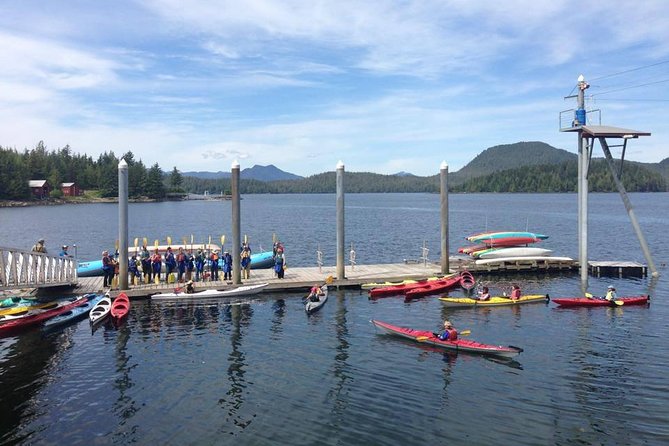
459 231 551 260
369 274 458 299
404 275 462 299
0 296 89 335
439 294 549 307
371 320 522 358
552 295 650 307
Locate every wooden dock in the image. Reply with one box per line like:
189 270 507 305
588 261 647 278
23 257 646 299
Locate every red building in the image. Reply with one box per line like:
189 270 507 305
28 180 50 199
61 182 80 196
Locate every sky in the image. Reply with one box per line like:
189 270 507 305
1 1 668 177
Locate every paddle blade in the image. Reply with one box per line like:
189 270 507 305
460 330 471 336
272 233 277 243
585 292 593 299
167 236 172 245
143 237 148 247
190 234 194 244
182 237 187 246
134 237 138 247
416 336 431 341
244 234 248 244
612 300 624 306
221 235 225 246
154 239 159 248
325 275 334 284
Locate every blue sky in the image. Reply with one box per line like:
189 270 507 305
1 1 668 177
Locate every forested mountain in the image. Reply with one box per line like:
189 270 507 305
451 141 576 183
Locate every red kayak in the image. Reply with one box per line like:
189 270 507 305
0 296 88 335
368 274 457 299
459 270 475 292
477 236 541 247
404 275 462 299
110 293 130 322
552 295 650 307
371 319 522 358
458 244 487 254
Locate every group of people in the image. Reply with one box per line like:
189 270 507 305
31 238 74 258
472 284 522 302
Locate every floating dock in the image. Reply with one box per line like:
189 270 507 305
588 261 647 278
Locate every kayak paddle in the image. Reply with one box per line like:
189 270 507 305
416 330 471 341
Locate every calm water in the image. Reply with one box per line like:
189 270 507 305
1 193 668 445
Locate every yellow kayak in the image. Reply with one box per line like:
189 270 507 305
0 300 58 316
439 294 549 307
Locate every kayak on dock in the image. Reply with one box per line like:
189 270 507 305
439 294 549 307
370 319 523 358
552 295 650 307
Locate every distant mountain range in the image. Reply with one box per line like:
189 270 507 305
180 142 669 192
182 164 303 182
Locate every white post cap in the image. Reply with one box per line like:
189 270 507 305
231 160 240 169
118 158 128 168
336 160 345 169
440 161 448 170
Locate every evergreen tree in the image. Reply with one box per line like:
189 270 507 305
145 163 166 199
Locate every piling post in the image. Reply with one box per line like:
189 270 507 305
118 158 129 290
232 160 241 284
336 160 345 280
440 161 450 275
576 75 590 289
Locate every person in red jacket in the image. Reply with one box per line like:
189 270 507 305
436 320 458 341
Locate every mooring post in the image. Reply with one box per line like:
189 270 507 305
232 160 241 284
576 75 589 289
118 158 129 290
440 161 450 275
336 160 345 280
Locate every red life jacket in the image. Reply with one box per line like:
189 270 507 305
443 328 458 341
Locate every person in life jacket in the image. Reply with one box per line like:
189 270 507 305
308 284 322 302
510 284 522 300
32 238 47 253
176 247 187 282
151 248 162 282
210 250 220 281
476 286 491 301
222 251 233 281
185 280 195 294
194 249 206 281
436 320 458 341
140 244 152 283
165 247 177 279
605 285 617 301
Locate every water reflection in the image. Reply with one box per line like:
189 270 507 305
328 289 351 421
110 322 139 443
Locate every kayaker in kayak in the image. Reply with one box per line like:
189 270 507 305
435 320 458 341
476 286 491 301
605 285 617 301
185 280 195 294
510 284 521 300
308 284 323 302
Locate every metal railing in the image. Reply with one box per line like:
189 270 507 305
0 247 78 290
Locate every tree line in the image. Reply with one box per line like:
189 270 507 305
1 142 666 201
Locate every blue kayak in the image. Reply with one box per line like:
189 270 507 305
43 294 104 330
77 251 276 277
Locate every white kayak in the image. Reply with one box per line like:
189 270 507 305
151 283 268 300
475 256 573 265
89 295 112 325
476 247 553 259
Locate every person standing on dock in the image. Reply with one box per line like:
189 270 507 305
102 250 114 288
59 245 72 257
31 239 47 254
241 244 252 279
165 247 176 283
194 249 206 281
140 244 151 283
176 247 187 283
274 248 285 279
185 249 194 282
151 248 162 283
222 251 232 281
210 249 220 281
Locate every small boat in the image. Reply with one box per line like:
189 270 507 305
370 320 522 358
0 299 59 317
0 296 89 335
111 293 130 322
0 298 80 323
151 283 268 300
89 295 112 325
361 278 420 290
305 285 328 314
369 274 457 299
404 275 462 299
43 294 104 330
552 295 650 307
459 271 476 295
439 294 549 307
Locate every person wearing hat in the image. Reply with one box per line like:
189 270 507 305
185 279 195 294
605 285 617 301
209 249 220 281
59 245 72 258
194 249 206 282
31 238 47 254
436 320 458 341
